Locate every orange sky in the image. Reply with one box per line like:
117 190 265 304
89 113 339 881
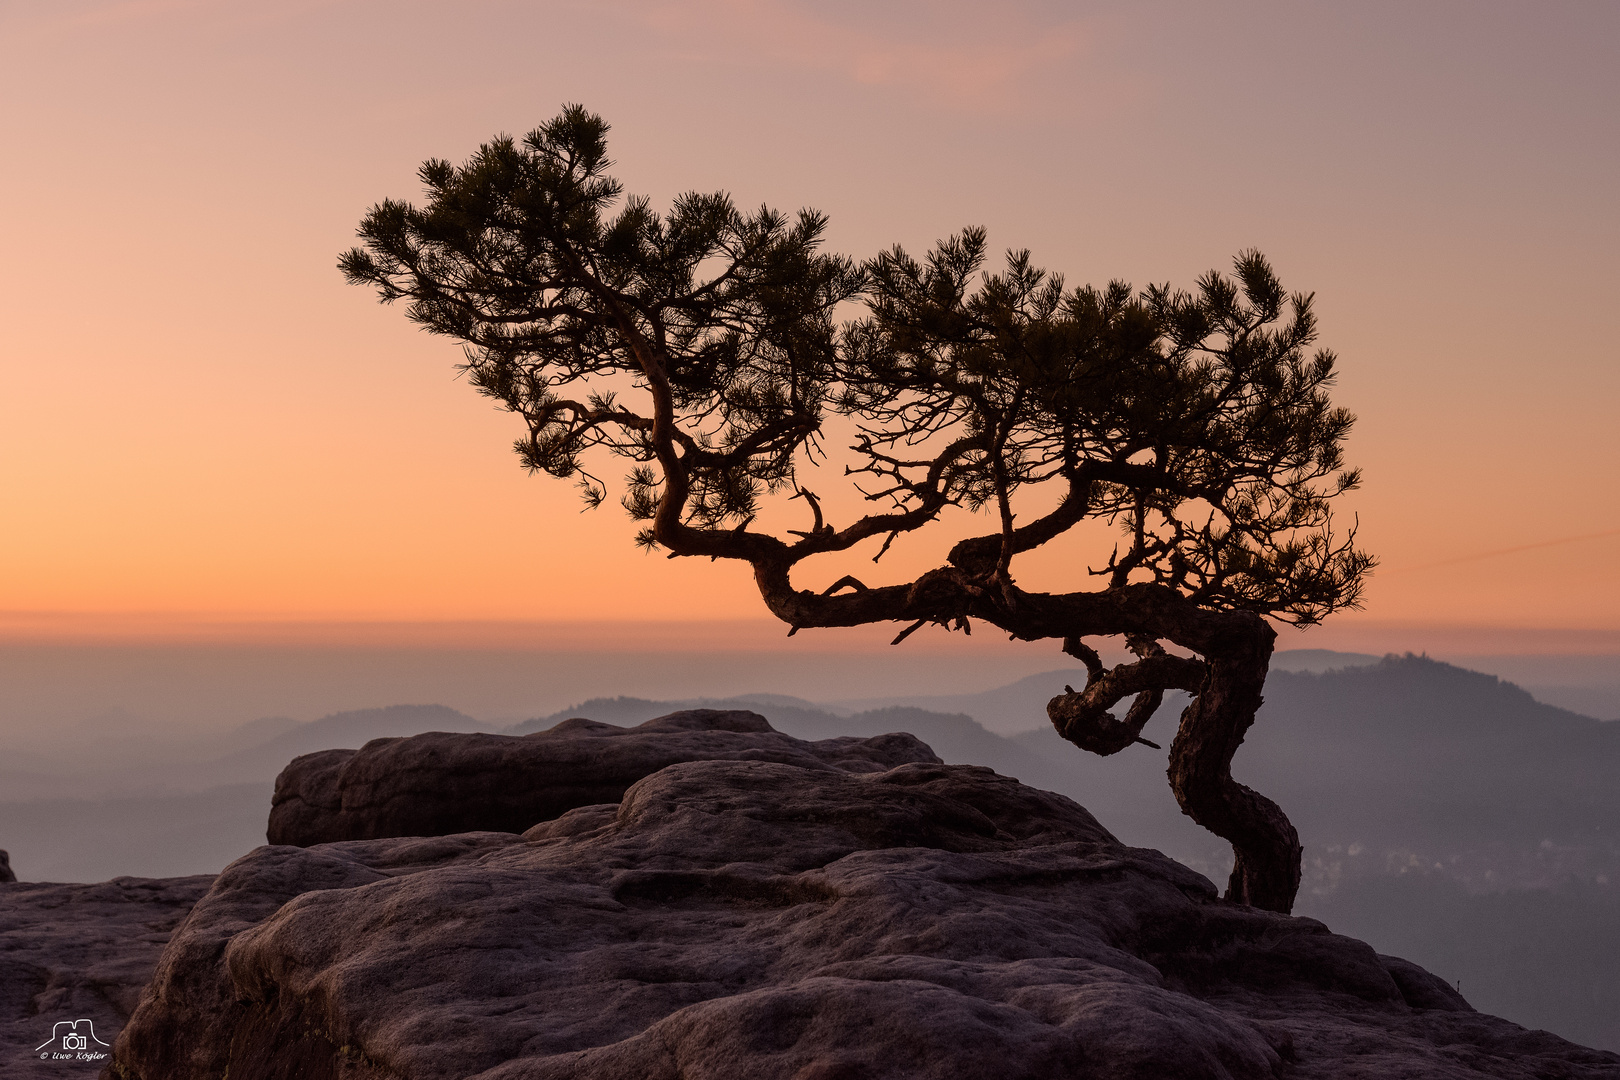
2 1 1617 648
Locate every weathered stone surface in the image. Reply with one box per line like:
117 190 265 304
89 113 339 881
268 708 941 845
0 875 212 1079
115 751 1620 1080
0 849 15 883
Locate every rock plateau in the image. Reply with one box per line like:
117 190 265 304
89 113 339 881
95 711 1619 1079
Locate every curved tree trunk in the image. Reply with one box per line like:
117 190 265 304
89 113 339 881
1041 612 1302 913
1166 626 1302 912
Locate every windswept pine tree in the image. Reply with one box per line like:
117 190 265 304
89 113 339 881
343 106 1373 913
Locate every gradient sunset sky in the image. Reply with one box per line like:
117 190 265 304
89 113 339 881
2 1 1616 651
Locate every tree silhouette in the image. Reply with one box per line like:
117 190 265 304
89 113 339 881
342 106 1372 913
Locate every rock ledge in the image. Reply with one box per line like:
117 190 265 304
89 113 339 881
107 712 1619 1080
269 708 940 844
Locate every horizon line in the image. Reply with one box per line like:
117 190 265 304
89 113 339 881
2 611 1618 655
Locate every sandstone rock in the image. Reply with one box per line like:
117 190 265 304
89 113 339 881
115 755 1620 1079
0 849 15 883
268 708 941 845
0 875 211 1079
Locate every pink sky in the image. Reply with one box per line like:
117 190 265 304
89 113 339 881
1 1 1616 649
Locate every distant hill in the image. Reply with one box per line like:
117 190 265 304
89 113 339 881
0 704 496 800
1264 653 1607 738
1269 648 1382 672
1248 655 1620 863
0 704 501 883
824 670 1094 735
822 648 1383 733
207 704 497 784
516 695 1047 781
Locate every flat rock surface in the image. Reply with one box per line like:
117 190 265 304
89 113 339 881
114 734 1620 1078
269 708 941 845
0 875 212 1079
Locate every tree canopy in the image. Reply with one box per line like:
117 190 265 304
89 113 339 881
343 105 1373 913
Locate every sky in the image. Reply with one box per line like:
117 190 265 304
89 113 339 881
2 0 1618 653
